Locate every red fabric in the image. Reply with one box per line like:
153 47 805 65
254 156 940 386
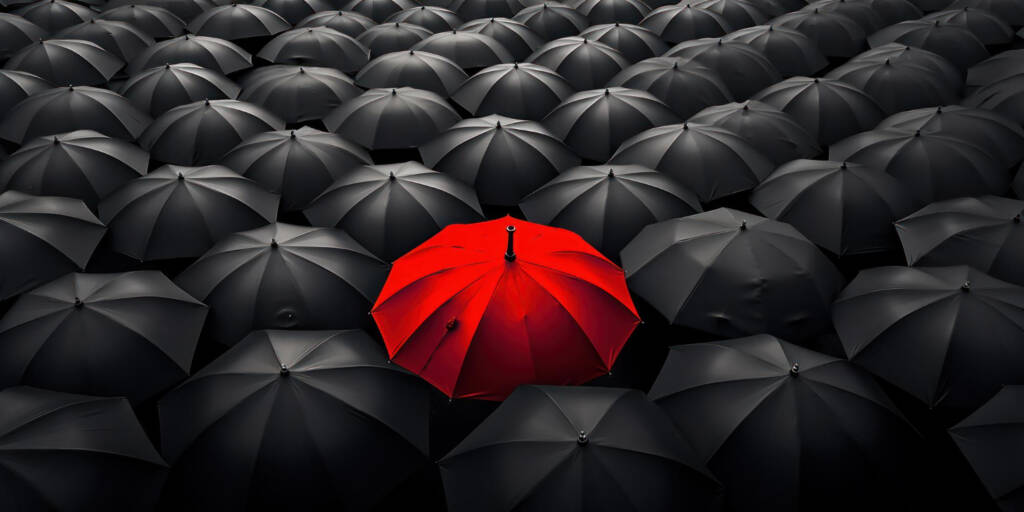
371 217 641 400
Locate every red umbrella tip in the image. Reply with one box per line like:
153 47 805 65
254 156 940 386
446 318 458 330
505 225 516 261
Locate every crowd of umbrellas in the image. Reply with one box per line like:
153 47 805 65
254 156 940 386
1 0 1024 508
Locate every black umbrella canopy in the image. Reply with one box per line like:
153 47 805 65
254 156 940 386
691 0 770 29
833 265 1024 412
15 0 94 32
187 4 292 41
0 85 151 144
174 224 388 344
751 76 885 147
923 7 1015 45
544 87 681 163
648 335 921 512
411 30 514 70
876 105 1024 168
357 21 434 58
868 19 990 71
609 122 774 203
121 62 240 117
512 2 590 41
257 27 370 73
387 5 464 32
420 115 580 206
664 37 782 100
238 65 360 124
621 208 845 341
825 48 962 114
574 0 651 25
221 127 372 211
769 7 867 58
296 10 376 38
96 4 187 40
451 61 574 120
449 0 537 19
829 128 1010 204
855 42 965 91
949 385 1024 512
324 87 462 150
104 0 216 22
577 22 668 63
55 19 157 62
440 385 722 512
98 164 279 261
0 271 207 403
5 39 124 87
0 387 167 511
802 0 886 32
947 0 1024 27
964 75 1024 128
343 0 417 22
639 4 733 44
750 159 916 256
859 0 924 24
158 329 431 510
458 17 543 62
722 24 829 77
521 164 702 258
0 13 46 60
0 130 149 210
140 98 285 165
689 100 820 165
0 69 50 119
526 36 628 90
0 191 106 301
607 57 733 119
128 33 253 75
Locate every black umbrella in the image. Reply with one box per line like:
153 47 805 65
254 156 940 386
104 0 215 22
621 208 844 341
0 130 149 210
521 164 702 258
0 85 152 143
862 0 924 24
833 265 1024 412
544 87 680 162
411 30 514 70
324 87 462 150
304 161 484 260
420 115 580 205
607 57 733 119
513 2 590 41
0 13 46 59
221 127 371 211
526 36 628 90
868 19 989 70
55 19 157 62
158 329 430 510
458 17 544 61
0 387 167 511
250 0 329 25
121 62 240 117
574 0 651 25
187 4 291 41
357 21 434 58
387 5 463 32
751 76 885 147
96 4 187 40
949 385 1024 512
0 191 106 300
825 47 962 114
689 100 819 165
296 10 376 38
750 159 916 256
140 99 285 165
15 0 95 32
922 8 1015 45
0 69 50 119
769 8 867 58
639 4 733 44
0 271 207 403
257 27 370 73
449 0 534 19
609 122 773 202
964 75 1024 127
5 39 124 87
802 0 886 32
238 64 359 124
722 24 829 77
174 224 388 344
343 0 417 22
875 105 1024 168
577 22 668 62
451 62 574 120
947 0 1024 27
829 128 1010 204
664 37 782 100
648 334 921 512
695 0 770 27
99 164 279 260
128 33 253 75
855 42 965 91
440 385 722 512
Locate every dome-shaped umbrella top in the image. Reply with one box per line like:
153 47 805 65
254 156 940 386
253 0 335 25
577 22 669 63
574 0 652 25
664 37 782 100
722 23 829 77
386 5 464 33
458 16 545 61
54 19 157 62
868 18 990 71
0 85 152 143
0 69 50 119
120 62 241 117
357 20 434 58
128 33 253 75
691 0 770 29
187 4 292 41
324 87 462 150
411 30 514 70
922 7 1015 45
0 12 47 59
607 57 734 118
875 105 1024 167
689 100 820 165
5 38 125 87
513 2 590 41
451 61 575 120
15 0 95 32
751 76 885 147
257 26 371 73
295 10 376 38
527 36 630 91
768 7 867 58
639 3 734 44
342 0 417 22
103 0 215 22
96 4 187 40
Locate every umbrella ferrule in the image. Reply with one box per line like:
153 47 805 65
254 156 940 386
280 364 289 376
73 297 83 309
505 225 516 261
270 238 278 248
1014 214 1020 224
790 363 799 375
962 281 971 292
577 430 589 445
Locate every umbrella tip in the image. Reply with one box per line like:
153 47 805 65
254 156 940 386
672 60 678 70
391 88 397 96
884 58 890 65
73 297 83 309
165 62 171 69
717 38 723 46
914 129 921 137
790 362 799 375
962 281 971 292
270 238 278 248
742 103 749 111
388 171 396 181
936 105 942 113
495 120 501 129
614 22 619 26
204 98 210 106
298 66 305 73
840 161 847 169
739 220 747 230
813 77 819 83
608 168 614 177
577 430 589 445
513 61 519 69
53 137 60 145
1014 213 1021 224
280 364 289 375
409 48 415 54
683 122 689 130
604 88 610 96
177 171 185 180
813 7 818 13
290 130 296 138
446 318 458 330
505 224 516 261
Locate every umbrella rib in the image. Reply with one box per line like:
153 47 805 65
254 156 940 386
0 397 101 441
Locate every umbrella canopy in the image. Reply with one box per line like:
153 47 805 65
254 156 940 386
96 4 187 40
922 7 1015 45
855 42 965 89
238 64 360 124
949 385 1024 512
966 50 1024 92
15 0 95 32
751 76 885 147
356 50 468 97
723 24 829 77
459 17 545 61
833 265 1024 412
829 128 1010 204
372 218 640 399
128 33 253 75
750 159 916 256
0 85 152 143
0 191 106 301
440 385 720 510
254 0 333 25
412 30 514 70
103 0 215 22
802 0 886 32
121 62 240 117
621 208 844 341
0 69 50 119
451 61 574 120
420 115 579 205
521 164 702 258
964 75 1024 127
140 99 285 165
648 335 920 512
187 4 291 41
947 0 1024 27
174 224 388 344
574 0 651 25
769 8 867 58
0 387 167 511
449 0 535 19
257 27 370 73
387 5 463 32
296 10 376 38
324 87 462 150
158 329 430 510
543 87 680 162
607 57 734 118
304 161 484 260
875 105 1024 168
0 13 46 60
357 21 434 58
692 0 769 28
55 19 156 62
868 19 989 70
221 127 371 211
663 38 782 100
99 164 279 261
895 196 1024 286
689 100 820 165
639 4 733 44
0 271 207 403
5 39 124 87
609 122 774 203
825 47 962 114
577 22 668 62
862 0 923 24
343 0 418 22
513 2 590 41
0 130 149 210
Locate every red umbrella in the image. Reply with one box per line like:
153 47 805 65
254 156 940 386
371 217 641 400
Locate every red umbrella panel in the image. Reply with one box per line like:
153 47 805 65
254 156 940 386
371 217 641 400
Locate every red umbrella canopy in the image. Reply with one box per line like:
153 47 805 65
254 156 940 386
371 216 641 400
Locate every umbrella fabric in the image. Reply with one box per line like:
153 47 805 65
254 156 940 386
0 387 167 511
868 19 990 70
521 164 702 258
255 0 334 25
459 16 545 61
420 115 580 205
663 38 782 100
802 0 886 32
825 46 962 114
5 39 124 87
577 22 668 62
140 99 285 165
96 4 187 40
98 164 279 261
120 62 240 117
158 329 430 510
639 4 733 44
922 7 1015 45
412 30 514 70
750 159 916 256
574 0 651 25
947 0 1024 27
175 224 388 345
0 13 46 59
103 0 215 22
324 87 462 150
15 0 94 32
966 49 1024 93
692 0 769 29
357 21 434 58
722 24 829 77
688 100 820 165
449 0 534 19
0 191 106 300
187 4 291 41
833 265 1024 412
451 62 575 120
386 5 463 32
875 105 1024 167
343 0 418 22
949 386 1024 512
304 161 484 261
257 27 370 73
0 271 207 403
769 8 867 58
238 64 360 124
862 0 924 24
0 69 50 120
440 385 721 510
372 218 641 399
648 335 920 512
964 75 1024 127
55 19 157 62
296 10 376 38
513 2 590 41
609 122 774 203
0 130 149 210
221 127 371 211
607 57 734 118
857 42 965 92
751 76 885 147
355 50 468 97
0 85 152 143
128 34 253 75
620 208 844 341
